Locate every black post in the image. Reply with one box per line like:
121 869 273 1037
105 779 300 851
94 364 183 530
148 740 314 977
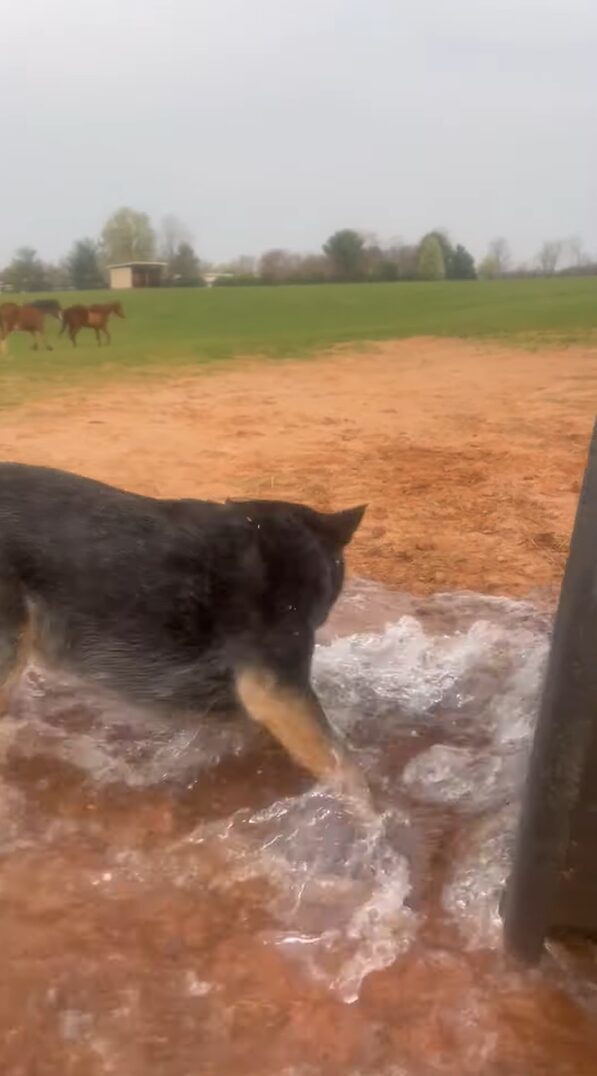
503 417 597 962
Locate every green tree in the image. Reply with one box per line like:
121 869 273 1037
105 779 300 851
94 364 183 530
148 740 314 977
451 244 477 279
417 235 446 280
427 231 455 276
478 256 499 280
100 207 156 265
424 231 476 280
323 229 367 280
3 247 48 292
168 242 202 286
65 238 103 289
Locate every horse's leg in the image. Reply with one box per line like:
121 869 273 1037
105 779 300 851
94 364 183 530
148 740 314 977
31 331 39 351
94 328 101 347
38 324 52 352
69 328 77 347
103 324 111 345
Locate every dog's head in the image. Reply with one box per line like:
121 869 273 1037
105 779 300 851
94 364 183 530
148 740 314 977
295 503 366 613
228 500 366 628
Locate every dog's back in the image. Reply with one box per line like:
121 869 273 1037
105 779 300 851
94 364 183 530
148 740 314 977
0 464 359 706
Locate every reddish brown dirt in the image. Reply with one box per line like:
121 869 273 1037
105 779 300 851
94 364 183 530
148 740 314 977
1 339 597 1075
1 337 595 596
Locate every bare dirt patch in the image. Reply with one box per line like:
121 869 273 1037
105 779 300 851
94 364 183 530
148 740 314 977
2 337 596 596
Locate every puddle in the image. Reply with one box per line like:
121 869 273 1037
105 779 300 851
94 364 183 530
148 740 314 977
0 581 596 1074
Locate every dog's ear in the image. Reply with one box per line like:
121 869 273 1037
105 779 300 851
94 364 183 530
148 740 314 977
321 505 366 547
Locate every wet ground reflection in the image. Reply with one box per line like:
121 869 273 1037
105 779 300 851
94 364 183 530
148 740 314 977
0 582 596 1075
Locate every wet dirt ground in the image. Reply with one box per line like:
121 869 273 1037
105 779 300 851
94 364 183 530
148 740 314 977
1 339 597 1074
1 337 596 594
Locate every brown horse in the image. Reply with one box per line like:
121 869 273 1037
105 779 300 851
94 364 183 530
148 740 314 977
0 302 59 352
60 301 125 347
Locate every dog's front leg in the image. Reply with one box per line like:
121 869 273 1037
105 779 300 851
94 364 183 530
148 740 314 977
235 664 372 814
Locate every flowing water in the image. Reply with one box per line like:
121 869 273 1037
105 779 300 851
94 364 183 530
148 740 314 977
1 582 596 1075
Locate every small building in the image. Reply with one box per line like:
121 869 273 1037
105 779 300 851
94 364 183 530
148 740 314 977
203 271 234 288
108 262 166 290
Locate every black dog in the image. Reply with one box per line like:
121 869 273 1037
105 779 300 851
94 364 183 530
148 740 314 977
0 464 369 804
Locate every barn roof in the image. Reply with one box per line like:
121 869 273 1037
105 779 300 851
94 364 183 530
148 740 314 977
108 261 167 269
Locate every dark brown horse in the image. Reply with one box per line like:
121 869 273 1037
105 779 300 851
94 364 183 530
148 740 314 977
0 302 59 351
60 302 125 347
29 299 63 319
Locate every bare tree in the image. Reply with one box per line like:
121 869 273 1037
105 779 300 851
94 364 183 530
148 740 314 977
536 239 564 275
293 253 330 282
487 237 511 276
259 249 299 283
225 255 256 276
159 215 193 263
564 236 590 269
390 243 418 279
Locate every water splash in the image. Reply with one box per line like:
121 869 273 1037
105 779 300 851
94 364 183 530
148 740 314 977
1 584 552 1004
189 790 416 1003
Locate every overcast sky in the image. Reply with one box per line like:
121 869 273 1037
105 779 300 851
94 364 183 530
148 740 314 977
2 0 596 266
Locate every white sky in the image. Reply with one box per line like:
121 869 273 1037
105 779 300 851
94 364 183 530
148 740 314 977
2 0 596 265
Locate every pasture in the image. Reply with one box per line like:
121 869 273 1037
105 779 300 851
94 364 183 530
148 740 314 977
2 276 597 406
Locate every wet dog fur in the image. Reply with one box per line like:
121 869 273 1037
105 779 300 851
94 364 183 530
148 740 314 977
0 463 369 804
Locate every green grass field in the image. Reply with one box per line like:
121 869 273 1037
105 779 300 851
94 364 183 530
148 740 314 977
2 277 597 406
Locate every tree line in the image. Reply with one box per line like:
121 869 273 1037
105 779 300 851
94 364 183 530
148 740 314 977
228 233 595 284
254 230 476 285
0 209 202 293
0 207 594 292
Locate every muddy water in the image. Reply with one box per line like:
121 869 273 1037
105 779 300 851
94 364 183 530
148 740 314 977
1 582 596 1075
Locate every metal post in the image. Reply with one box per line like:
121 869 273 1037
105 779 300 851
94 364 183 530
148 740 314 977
503 417 597 962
